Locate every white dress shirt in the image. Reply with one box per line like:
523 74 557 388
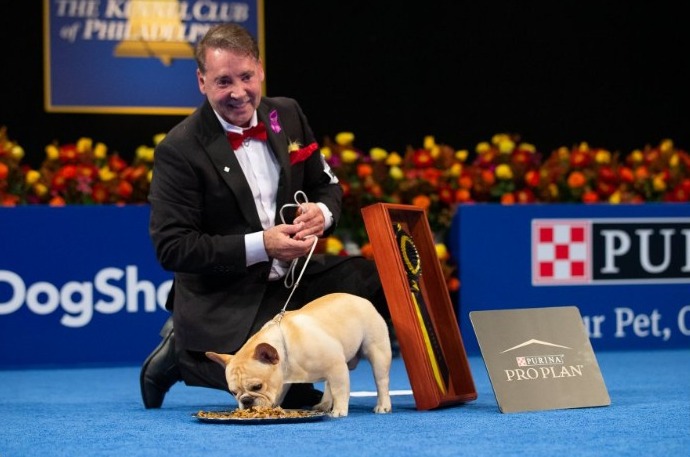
215 111 332 280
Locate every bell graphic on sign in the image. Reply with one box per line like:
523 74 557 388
114 0 194 66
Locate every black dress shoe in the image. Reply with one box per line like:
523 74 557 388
280 383 323 409
140 318 181 409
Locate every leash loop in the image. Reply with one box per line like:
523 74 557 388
277 191 319 320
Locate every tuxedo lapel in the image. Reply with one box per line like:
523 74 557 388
258 105 292 224
199 106 263 230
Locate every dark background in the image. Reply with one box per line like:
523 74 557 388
1 1 688 167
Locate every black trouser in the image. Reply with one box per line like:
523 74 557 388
175 256 388 391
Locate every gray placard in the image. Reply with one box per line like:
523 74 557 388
470 306 610 413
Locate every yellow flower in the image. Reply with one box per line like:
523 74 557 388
389 166 403 180
660 139 673 153
449 163 462 177
556 146 570 160
491 133 510 145
497 138 515 154
495 163 513 180
629 150 643 163
595 149 611 164
94 142 108 160
335 132 354 146
77 137 92 153
11 145 24 160
386 151 402 166
341 149 358 164
669 153 679 168
25 170 40 185
519 142 536 153
45 144 59 160
435 243 449 261
423 136 436 150
136 146 154 162
548 183 559 198
609 191 621 204
578 142 590 152
370 147 388 162
653 174 666 191
475 142 491 153
99 166 117 182
320 146 332 160
33 183 48 197
325 236 344 255
153 133 166 145
147 169 153 182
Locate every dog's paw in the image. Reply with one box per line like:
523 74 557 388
373 404 392 414
313 400 332 412
328 408 348 418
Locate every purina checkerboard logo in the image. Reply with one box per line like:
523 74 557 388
532 218 690 285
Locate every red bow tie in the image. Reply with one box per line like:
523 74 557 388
227 122 268 150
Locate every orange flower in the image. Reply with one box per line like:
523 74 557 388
567 171 587 188
49 195 66 206
458 174 473 189
582 190 599 203
446 277 460 292
619 166 634 183
455 188 471 202
480 169 495 186
356 163 373 178
360 242 375 259
500 192 515 205
412 194 431 209
635 166 650 180
524 169 540 187
117 180 134 199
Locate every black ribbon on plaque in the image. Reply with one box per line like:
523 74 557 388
393 222 450 394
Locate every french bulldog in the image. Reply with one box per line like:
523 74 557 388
205 292 393 417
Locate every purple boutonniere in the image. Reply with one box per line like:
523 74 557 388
269 110 281 134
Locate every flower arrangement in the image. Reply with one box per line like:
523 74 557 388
0 129 162 206
320 132 690 293
1 125 688 294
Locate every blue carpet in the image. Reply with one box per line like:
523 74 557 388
0 349 688 457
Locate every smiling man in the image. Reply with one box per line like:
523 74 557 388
140 23 393 410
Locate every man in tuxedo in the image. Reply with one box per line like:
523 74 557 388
140 23 390 409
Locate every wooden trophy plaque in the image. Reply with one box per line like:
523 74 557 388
361 203 477 410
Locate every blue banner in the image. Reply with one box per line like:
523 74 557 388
43 0 263 114
450 203 690 355
0 206 172 368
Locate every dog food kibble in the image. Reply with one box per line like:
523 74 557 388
197 406 314 419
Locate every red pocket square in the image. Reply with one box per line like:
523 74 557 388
289 142 319 165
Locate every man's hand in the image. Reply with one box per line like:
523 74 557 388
264 223 318 262
292 202 325 240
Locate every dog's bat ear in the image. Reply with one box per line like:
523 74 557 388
254 343 280 365
205 351 233 367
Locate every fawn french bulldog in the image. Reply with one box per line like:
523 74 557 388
206 292 392 417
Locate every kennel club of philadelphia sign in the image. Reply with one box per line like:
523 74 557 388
44 0 263 114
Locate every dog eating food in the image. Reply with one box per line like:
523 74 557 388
205 293 393 417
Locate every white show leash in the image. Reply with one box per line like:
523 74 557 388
277 190 319 318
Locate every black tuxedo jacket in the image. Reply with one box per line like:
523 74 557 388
149 97 344 353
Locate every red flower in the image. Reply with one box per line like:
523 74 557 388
412 148 433 168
